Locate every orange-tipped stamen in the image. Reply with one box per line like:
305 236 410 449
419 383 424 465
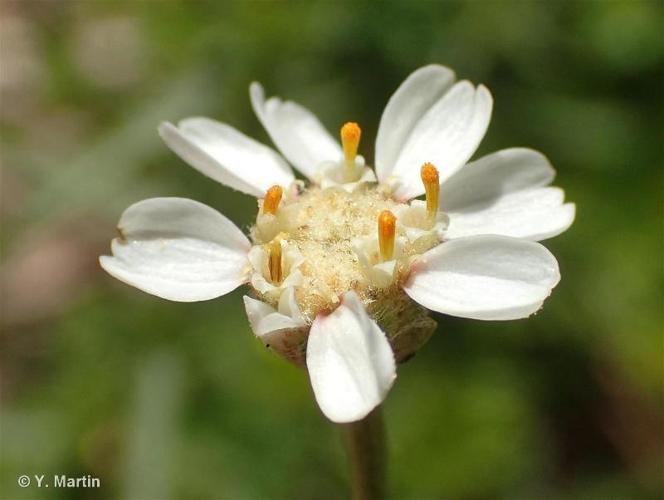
378 210 397 262
341 122 361 164
262 185 283 215
267 239 282 284
421 162 440 220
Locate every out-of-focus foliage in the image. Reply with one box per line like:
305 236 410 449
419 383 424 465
1 1 662 499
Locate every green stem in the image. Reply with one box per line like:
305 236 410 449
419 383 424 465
341 406 387 500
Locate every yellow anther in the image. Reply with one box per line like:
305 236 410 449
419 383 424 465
421 162 440 220
378 210 396 262
262 185 283 215
341 122 361 164
267 239 283 284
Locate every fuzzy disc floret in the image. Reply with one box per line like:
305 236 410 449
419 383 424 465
250 183 441 323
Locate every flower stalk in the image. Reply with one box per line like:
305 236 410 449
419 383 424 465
341 406 386 500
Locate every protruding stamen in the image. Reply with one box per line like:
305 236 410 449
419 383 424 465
421 162 440 220
378 210 396 262
341 122 361 164
262 185 283 215
267 239 282 284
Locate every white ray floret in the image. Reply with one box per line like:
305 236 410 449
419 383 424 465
159 118 294 197
441 148 576 241
100 197 251 302
403 235 561 320
250 82 342 180
306 291 396 423
375 65 493 200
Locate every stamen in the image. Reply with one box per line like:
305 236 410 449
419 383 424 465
421 162 440 220
378 210 396 262
262 185 283 215
267 239 282 284
341 122 361 164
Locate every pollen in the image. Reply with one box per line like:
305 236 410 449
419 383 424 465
378 210 397 262
341 122 361 164
421 162 440 219
262 185 283 215
267 239 282 284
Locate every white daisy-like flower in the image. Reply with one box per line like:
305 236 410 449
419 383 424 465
100 64 575 423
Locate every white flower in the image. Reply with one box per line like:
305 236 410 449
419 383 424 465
101 64 575 424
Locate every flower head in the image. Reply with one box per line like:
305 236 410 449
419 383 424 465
101 64 575 423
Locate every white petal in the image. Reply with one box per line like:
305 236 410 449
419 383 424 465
250 82 342 180
281 269 304 289
441 148 555 209
250 273 276 295
375 64 456 184
100 198 250 301
243 288 306 337
441 149 575 240
352 235 406 289
403 235 560 320
306 291 396 423
446 187 576 241
159 118 294 197
276 286 306 322
393 199 448 252
243 295 277 333
317 156 377 192
243 289 309 366
387 81 493 200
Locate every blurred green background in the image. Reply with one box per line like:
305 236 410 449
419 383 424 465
1 1 662 499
